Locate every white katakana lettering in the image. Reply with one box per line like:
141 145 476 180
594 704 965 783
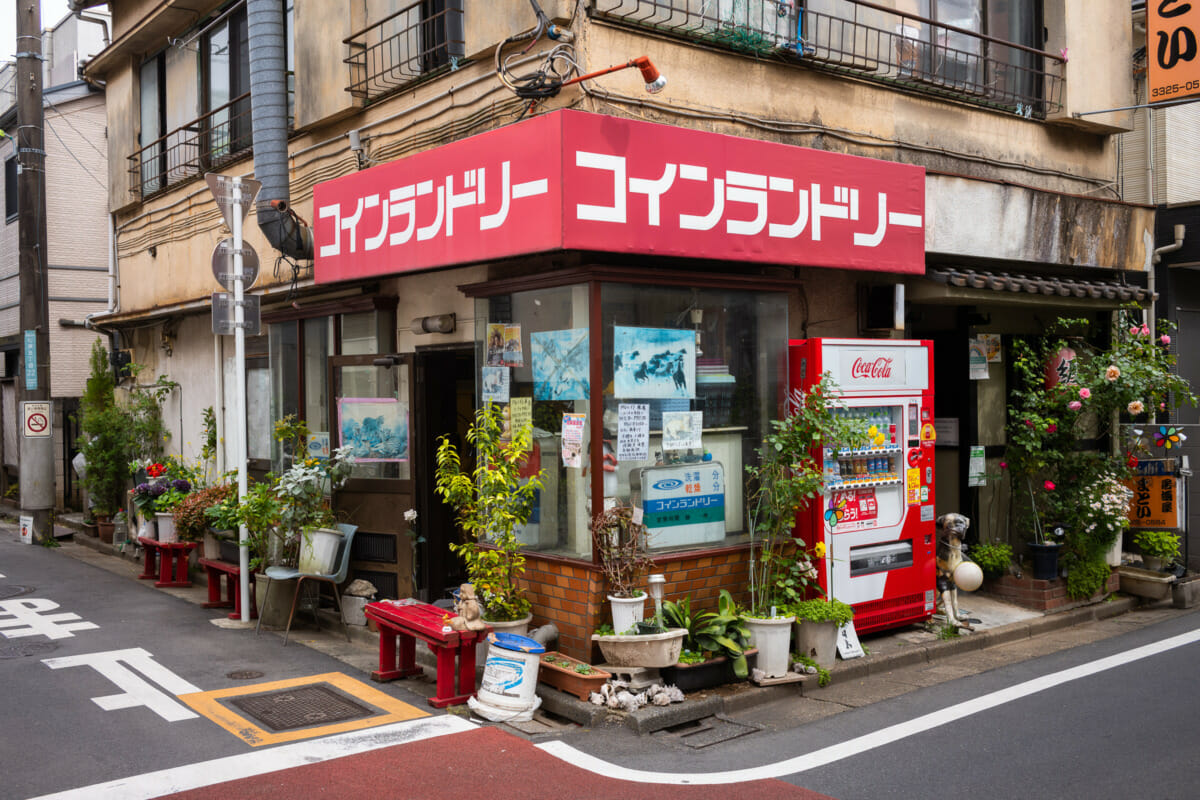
0 598 99 640
416 180 445 242
576 151 627 223
811 184 859 241
725 170 768 236
629 164 677 226
679 164 723 231
768 176 809 238
43 648 201 722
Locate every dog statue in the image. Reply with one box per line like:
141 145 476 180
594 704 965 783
936 513 973 630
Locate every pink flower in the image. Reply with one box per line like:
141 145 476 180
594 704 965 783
1000 461 1008 469
1140 323 1150 335
1044 480 1056 491
1079 388 1092 400
1068 400 1082 411
1025 419 1034 427
1047 424 1058 433
1130 326 1140 336
1161 402 1168 410
1162 334 1171 345
1105 365 1120 381
1128 400 1145 415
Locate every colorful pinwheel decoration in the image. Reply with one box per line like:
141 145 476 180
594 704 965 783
1154 426 1187 450
824 497 846 529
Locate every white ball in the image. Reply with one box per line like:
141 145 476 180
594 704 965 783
953 560 984 592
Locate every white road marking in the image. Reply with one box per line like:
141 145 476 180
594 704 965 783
0 598 98 639
537 625 1200 785
30 714 477 799
43 648 201 722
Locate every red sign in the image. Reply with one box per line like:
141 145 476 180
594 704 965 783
313 110 926 283
830 487 879 529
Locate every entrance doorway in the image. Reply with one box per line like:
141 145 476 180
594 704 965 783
413 344 476 602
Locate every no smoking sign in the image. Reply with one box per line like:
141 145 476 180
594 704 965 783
22 402 51 438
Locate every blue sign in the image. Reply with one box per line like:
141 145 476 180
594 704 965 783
23 330 36 391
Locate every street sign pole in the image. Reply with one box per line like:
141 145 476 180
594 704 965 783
232 178 250 622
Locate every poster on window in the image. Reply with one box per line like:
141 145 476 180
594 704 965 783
561 412 586 468
503 324 524 366
486 323 506 365
662 411 702 451
481 366 510 403
617 403 650 461
531 328 590 400
613 326 696 399
337 397 409 462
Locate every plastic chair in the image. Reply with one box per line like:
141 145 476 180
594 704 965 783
257 525 357 645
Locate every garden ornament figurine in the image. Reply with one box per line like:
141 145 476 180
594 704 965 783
449 583 487 632
936 513 977 630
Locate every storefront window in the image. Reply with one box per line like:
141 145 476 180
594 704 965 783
473 280 787 560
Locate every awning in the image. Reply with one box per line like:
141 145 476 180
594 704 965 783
910 266 1154 306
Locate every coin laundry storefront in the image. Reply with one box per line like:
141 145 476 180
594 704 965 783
311 109 926 658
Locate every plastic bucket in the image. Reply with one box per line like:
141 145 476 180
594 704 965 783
476 632 545 711
298 528 343 574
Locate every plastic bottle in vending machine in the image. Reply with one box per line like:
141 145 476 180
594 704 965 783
889 423 897 445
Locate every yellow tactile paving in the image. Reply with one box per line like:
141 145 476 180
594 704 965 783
178 671 428 746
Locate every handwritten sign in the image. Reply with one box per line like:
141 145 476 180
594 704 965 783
617 403 650 461
510 397 532 441
662 411 702 451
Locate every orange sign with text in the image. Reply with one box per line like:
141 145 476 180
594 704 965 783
1126 475 1180 529
1148 1 1200 102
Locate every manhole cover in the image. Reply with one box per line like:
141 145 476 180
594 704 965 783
226 670 265 680
0 641 58 659
229 685 376 731
0 584 35 600
668 715 762 749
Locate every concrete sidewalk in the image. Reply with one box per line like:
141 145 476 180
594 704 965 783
39 514 1198 738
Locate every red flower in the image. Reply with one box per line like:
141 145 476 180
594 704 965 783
1047 424 1057 433
147 463 166 478
1043 480 1056 491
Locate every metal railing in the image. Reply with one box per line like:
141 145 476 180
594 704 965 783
590 0 1064 117
128 91 254 200
344 0 465 103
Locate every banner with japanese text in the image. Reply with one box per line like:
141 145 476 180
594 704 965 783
1148 1 1200 103
313 110 926 284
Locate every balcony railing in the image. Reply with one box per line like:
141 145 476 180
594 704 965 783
590 0 1064 117
128 92 254 200
344 0 465 103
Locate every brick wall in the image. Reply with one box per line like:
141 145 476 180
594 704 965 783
983 569 1121 612
523 544 752 661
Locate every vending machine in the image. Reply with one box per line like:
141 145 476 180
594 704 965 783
790 338 937 634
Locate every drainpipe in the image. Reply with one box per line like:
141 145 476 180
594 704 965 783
1151 224 1186 336
246 0 313 260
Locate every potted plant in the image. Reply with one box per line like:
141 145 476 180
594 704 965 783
173 483 235 556
1005 312 1195 598
592 505 655 633
77 339 131 527
537 653 612 701
435 403 542 633
153 479 191 543
1132 530 1181 572
789 596 854 668
205 486 242 561
970 541 1013 580
743 374 861 678
660 589 755 691
275 446 355 574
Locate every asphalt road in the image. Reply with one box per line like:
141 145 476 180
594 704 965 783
6 530 1200 799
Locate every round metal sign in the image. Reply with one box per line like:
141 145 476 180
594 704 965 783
211 237 260 291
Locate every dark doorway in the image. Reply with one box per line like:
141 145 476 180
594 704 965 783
414 344 475 602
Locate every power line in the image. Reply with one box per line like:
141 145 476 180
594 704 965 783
42 111 105 188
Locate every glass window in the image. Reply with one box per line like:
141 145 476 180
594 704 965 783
473 281 788 560
201 4 251 159
303 316 333 437
138 54 165 193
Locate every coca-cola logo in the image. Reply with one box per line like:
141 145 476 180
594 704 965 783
850 357 894 379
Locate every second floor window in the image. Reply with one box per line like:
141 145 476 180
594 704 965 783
202 5 251 161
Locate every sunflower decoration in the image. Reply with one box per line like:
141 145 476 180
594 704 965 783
1154 426 1188 450
824 497 846 529
866 424 886 448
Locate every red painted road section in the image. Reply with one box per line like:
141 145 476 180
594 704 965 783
163 726 835 800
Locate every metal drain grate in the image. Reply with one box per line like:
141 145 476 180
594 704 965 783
0 641 58 659
0 585 35 600
666 715 762 749
226 670 265 680
229 685 376 732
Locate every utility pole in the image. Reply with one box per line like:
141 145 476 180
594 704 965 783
17 0 55 543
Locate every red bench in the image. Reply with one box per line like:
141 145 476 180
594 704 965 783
198 557 257 620
365 599 491 708
137 536 198 588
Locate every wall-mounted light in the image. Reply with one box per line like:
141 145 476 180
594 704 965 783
562 56 667 94
411 313 456 335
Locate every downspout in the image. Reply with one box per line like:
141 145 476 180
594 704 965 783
246 0 313 260
1151 223 1186 337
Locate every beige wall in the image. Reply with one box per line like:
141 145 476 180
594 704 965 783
1045 0 1135 133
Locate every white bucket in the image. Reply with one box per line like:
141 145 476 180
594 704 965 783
155 513 177 543
476 632 545 711
341 595 369 625
298 528 342 574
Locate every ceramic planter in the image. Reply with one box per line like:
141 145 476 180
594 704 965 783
743 615 795 678
592 628 686 668
479 612 533 664
607 593 646 634
660 649 757 692
155 512 178 543
1117 565 1175 600
537 652 612 700
793 619 839 668
202 529 230 560
96 520 115 544
298 527 343 574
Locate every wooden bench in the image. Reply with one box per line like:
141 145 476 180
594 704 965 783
137 536 198 588
365 598 491 708
197 557 257 620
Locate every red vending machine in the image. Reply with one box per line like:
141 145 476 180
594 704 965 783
790 338 937 634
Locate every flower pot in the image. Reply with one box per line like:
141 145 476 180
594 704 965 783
1172 574 1200 609
254 573 298 629
155 512 177 543
96 520 115 544
793 619 840 668
298 527 343 574
660 649 758 692
81 522 99 538
743 615 796 678
1141 556 1165 572
591 628 687 668
479 612 533 664
202 529 229 560
607 593 646 635
1117 565 1175 600
537 652 612 700
137 516 157 541
219 538 241 563
1027 542 1060 581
